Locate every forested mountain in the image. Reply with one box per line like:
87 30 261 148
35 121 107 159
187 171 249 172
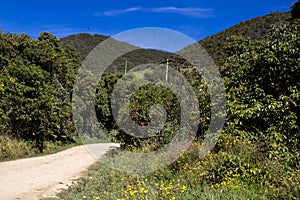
199 11 291 63
60 33 190 73
61 11 291 67
60 33 109 61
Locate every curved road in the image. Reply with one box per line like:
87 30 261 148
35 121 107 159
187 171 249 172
0 143 119 200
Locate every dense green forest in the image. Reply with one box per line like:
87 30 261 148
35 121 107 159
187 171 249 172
0 32 81 158
0 1 300 199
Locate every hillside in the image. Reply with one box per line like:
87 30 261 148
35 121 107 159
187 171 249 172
60 33 190 73
61 12 291 67
60 33 109 61
199 11 291 63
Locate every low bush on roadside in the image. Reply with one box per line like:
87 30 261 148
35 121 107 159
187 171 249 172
0 134 81 161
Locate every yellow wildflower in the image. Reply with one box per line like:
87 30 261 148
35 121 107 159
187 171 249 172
181 185 187 192
92 195 99 200
126 185 132 191
140 187 148 194
129 190 138 196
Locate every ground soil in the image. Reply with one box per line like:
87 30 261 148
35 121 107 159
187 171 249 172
0 143 119 200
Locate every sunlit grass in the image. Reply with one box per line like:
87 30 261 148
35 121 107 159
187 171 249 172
0 134 81 162
44 142 277 200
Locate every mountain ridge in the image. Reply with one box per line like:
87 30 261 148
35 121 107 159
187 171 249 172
198 11 291 63
60 11 291 67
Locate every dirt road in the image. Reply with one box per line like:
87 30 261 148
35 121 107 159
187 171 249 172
0 143 119 200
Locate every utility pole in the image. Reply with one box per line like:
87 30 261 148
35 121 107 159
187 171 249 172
166 58 169 82
113 65 117 75
125 60 128 75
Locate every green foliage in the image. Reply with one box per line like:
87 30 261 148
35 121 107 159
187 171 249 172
222 23 300 164
0 31 80 153
44 3 300 200
45 144 269 200
94 68 209 150
43 141 300 199
213 22 300 199
0 134 80 161
0 134 36 160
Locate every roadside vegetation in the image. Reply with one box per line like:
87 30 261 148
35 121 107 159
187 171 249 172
46 2 300 199
0 134 81 161
0 32 81 160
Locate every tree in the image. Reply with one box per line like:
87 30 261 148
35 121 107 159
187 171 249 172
0 32 80 152
223 22 300 165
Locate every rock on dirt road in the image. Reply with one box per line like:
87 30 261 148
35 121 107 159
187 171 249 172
0 143 119 200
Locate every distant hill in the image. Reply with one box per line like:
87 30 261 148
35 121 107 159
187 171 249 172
60 33 190 73
60 11 291 70
60 33 109 61
198 11 291 64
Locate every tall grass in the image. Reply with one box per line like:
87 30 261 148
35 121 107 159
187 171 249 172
44 142 274 200
0 134 80 162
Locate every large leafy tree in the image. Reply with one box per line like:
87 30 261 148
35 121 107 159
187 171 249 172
93 67 209 150
223 22 300 164
0 32 80 152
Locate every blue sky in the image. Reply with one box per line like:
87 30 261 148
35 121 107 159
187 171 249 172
0 0 296 41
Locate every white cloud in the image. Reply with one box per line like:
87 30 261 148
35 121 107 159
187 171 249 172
96 7 142 17
97 6 213 18
151 7 213 18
